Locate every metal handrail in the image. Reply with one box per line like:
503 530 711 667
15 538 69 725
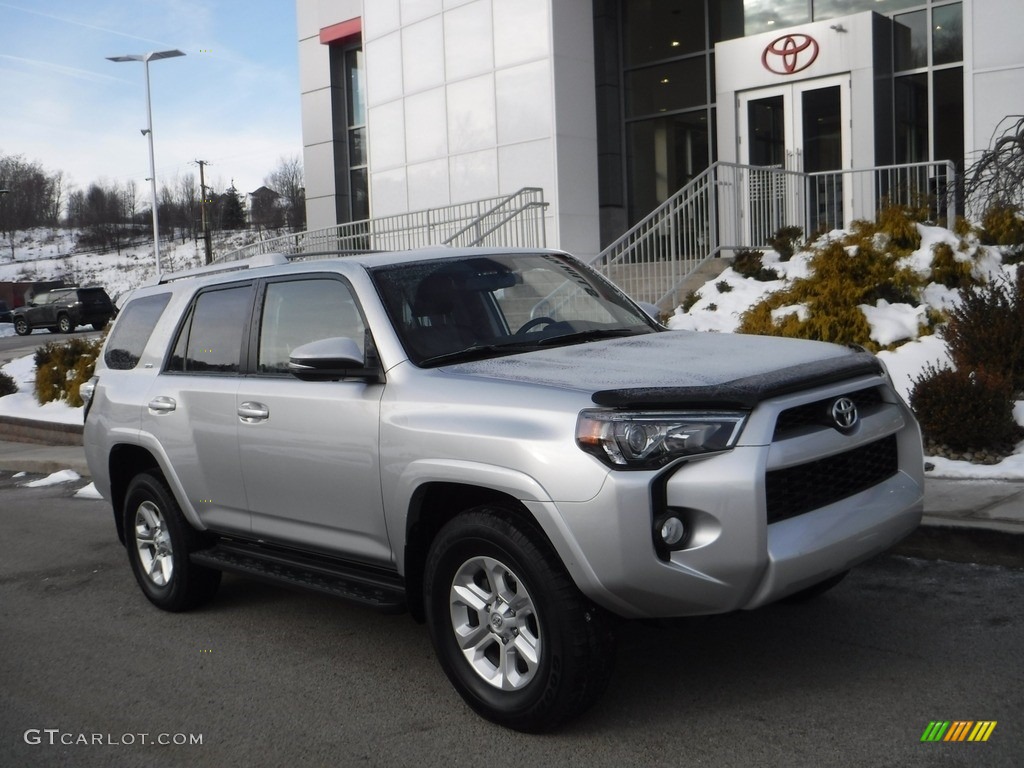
214 188 548 263
590 160 958 310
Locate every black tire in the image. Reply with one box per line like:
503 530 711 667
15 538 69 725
123 471 221 612
424 506 614 732
13 317 30 336
92 319 109 331
781 570 850 604
56 314 72 334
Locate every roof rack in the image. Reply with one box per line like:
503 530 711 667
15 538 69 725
156 252 290 284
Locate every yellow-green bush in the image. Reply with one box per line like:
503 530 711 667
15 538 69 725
876 202 928 250
737 233 924 350
929 241 977 289
980 202 1024 247
33 337 103 407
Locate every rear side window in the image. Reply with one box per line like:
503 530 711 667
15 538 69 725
167 284 253 374
104 293 172 370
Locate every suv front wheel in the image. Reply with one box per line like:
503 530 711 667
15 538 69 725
424 506 614 732
124 471 221 612
13 317 30 336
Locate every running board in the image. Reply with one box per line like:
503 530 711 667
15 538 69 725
191 539 406 613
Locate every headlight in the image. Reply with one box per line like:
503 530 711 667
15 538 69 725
576 409 748 469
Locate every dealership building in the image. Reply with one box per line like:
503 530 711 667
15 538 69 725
295 0 1023 293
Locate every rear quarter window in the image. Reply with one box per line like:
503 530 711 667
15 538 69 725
104 293 172 370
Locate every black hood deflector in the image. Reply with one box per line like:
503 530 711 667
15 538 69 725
591 351 883 410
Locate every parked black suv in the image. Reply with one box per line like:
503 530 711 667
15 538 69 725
12 287 114 335
0 300 12 323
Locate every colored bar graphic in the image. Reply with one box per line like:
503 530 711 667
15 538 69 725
921 721 997 742
921 721 950 742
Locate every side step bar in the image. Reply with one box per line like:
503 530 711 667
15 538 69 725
191 539 406 613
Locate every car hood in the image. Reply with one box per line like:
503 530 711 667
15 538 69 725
443 331 883 408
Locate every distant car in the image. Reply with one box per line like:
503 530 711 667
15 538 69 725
11 287 115 336
0 300 12 323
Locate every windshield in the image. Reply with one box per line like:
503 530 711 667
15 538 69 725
370 252 659 366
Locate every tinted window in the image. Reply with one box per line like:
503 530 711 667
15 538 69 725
104 293 171 370
257 278 365 374
167 284 252 374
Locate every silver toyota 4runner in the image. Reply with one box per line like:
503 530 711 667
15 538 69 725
82 247 924 731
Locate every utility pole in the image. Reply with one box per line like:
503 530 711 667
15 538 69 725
195 159 213 264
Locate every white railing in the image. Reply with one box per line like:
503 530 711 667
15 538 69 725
591 160 957 309
214 188 548 263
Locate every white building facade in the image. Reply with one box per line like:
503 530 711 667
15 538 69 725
297 0 1024 258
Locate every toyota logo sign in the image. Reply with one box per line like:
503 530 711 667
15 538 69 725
762 34 819 75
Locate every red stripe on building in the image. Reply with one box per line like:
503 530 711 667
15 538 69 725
320 18 361 45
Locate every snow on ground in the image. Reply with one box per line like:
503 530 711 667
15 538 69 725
24 469 81 487
2 225 1022 479
0 351 82 424
74 482 103 499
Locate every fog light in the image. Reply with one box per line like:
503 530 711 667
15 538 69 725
659 516 686 547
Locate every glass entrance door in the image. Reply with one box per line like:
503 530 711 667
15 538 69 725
738 76 850 243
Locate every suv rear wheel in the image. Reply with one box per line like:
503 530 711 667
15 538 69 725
124 471 221 612
56 314 73 334
424 506 614 732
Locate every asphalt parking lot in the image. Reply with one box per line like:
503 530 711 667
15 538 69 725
1 474 1021 768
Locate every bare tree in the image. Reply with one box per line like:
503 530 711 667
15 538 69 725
964 115 1024 218
265 155 306 231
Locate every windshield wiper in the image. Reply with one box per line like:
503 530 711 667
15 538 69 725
417 342 538 367
534 328 648 346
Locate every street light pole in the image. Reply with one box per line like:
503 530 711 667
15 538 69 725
107 49 185 279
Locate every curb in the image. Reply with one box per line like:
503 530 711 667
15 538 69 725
0 415 83 446
893 524 1024 569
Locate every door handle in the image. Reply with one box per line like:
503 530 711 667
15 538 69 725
148 396 176 413
238 401 270 423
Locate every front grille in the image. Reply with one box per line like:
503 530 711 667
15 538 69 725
773 387 883 439
765 435 899 524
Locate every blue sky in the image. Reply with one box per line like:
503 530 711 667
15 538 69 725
0 0 301 202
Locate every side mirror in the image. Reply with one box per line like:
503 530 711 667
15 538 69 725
288 337 378 382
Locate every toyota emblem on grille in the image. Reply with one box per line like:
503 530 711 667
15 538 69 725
831 397 858 431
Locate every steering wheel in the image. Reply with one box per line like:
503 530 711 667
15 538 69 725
515 316 557 335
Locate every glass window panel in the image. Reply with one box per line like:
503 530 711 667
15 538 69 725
933 3 963 65
178 285 252 374
105 293 171 370
349 127 366 167
345 49 366 127
258 279 365 374
812 0 920 22
802 86 842 172
895 74 929 163
743 0 810 36
350 168 369 221
627 112 711 222
894 11 927 71
711 0 745 43
747 95 785 167
933 67 964 166
625 58 706 118
625 0 705 65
